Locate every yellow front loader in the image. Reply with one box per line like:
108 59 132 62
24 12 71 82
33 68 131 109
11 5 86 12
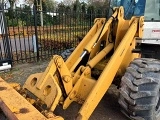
1 0 160 120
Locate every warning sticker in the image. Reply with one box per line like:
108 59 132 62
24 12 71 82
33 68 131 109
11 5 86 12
151 30 160 38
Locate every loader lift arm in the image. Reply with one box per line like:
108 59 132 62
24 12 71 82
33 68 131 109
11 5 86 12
77 14 144 120
0 6 144 120
22 6 144 120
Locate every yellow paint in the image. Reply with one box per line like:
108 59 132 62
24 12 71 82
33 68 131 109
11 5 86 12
21 6 144 120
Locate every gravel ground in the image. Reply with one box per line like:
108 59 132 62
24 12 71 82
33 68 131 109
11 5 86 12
0 60 128 120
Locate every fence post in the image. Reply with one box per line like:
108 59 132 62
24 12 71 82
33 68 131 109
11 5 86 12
33 5 39 61
90 10 92 28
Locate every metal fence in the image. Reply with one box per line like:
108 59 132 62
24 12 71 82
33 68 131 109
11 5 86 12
0 4 12 65
1 4 108 64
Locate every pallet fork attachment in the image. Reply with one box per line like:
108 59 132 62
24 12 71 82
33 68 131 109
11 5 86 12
0 78 63 120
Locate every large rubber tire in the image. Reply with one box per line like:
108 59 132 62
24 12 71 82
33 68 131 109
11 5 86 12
61 48 75 61
119 58 160 120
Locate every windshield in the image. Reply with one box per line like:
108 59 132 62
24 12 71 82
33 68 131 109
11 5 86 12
111 0 160 20
111 0 146 19
144 0 160 21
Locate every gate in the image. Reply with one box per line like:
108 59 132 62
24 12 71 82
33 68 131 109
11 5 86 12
1 4 108 64
0 3 12 65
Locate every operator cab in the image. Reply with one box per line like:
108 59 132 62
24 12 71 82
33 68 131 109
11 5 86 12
111 0 160 59
139 0 160 59
111 0 146 19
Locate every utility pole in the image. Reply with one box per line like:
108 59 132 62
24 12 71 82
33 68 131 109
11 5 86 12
37 0 43 26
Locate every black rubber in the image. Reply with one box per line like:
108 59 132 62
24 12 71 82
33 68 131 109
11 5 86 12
119 58 160 120
61 48 75 61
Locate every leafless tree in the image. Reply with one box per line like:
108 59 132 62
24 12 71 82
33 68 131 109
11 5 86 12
87 0 106 4
45 0 58 11
62 0 75 6
1 0 17 9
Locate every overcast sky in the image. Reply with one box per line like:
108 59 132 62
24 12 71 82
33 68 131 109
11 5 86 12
55 0 62 3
